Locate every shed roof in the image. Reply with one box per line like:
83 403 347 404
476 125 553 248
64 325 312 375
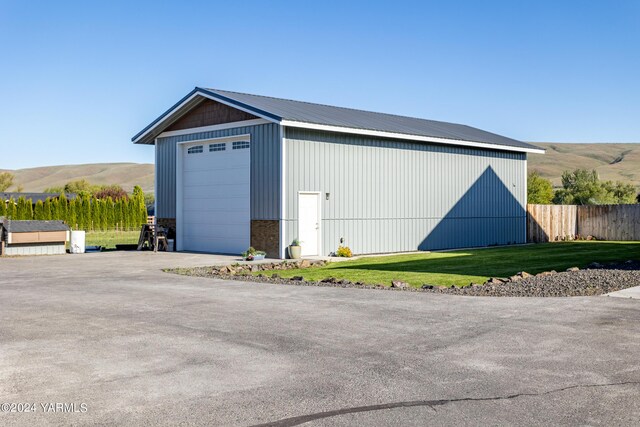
132 87 544 154
2 219 70 233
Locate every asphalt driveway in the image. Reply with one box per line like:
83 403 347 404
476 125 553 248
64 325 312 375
1 252 639 426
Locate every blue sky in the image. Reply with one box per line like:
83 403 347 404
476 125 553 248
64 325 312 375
1 0 639 169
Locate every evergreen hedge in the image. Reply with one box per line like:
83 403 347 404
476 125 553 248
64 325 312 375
0 185 148 231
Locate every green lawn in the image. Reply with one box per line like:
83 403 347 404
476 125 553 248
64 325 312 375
269 242 640 287
84 230 140 249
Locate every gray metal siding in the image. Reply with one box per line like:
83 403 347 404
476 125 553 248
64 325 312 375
283 128 527 255
156 123 280 219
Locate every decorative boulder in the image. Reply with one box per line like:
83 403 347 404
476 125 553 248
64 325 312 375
391 280 410 289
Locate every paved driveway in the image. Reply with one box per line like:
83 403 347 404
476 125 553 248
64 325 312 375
1 252 639 426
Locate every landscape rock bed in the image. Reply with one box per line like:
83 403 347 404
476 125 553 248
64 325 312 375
168 260 640 297
425 261 640 297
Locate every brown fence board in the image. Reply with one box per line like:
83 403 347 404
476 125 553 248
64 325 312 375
527 204 640 242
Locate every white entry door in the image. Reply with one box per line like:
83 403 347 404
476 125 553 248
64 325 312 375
179 138 251 254
298 192 320 256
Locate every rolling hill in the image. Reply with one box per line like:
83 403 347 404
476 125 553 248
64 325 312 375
1 163 154 193
2 143 639 195
528 143 640 188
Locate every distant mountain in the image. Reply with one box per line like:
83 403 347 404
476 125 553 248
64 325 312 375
0 163 154 193
528 143 640 188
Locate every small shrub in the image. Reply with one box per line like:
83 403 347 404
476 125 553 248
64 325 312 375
335 246 353 258
242 246 266 259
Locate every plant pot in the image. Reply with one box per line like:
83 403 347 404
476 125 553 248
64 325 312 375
254 254 266 261
288 245 301 259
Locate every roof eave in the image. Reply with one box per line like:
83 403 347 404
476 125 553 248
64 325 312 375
280 120 545 154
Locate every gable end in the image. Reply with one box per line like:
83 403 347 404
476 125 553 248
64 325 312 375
166 98 259 132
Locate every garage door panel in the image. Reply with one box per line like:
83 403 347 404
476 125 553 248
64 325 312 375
183 184 250 199
183 192 250 203
181 142 251 254
183 168 249 185
182 168 250 185
183 208 249 223
184 223 247 240
184 154 250 171
183 208 249 220
183 199 250 211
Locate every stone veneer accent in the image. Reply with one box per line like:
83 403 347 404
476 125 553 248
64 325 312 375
251 220 280 259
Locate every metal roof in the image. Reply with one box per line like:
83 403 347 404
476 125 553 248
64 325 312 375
2 219 69 233
133 87 544 153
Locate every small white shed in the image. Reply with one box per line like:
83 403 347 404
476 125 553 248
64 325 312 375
1 219 69 256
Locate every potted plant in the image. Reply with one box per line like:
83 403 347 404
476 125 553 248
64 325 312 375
242 247 266 261
288 238 302 259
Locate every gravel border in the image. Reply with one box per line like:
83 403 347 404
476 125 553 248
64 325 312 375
167 260 640 297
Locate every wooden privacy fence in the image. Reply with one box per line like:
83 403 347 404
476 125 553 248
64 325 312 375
527 204 640 242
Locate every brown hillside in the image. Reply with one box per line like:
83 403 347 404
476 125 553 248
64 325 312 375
528 143 640 188
1 163 154 193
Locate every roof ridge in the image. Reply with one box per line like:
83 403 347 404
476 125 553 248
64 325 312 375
204 88 467 128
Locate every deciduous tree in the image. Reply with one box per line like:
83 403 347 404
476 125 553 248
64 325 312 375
527 172 554 204
0 172 14 191
554 169 637 205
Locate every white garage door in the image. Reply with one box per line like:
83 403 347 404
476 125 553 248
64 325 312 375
179 139 250 254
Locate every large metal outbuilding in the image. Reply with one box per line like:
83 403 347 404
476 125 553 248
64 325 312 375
133 88 543 258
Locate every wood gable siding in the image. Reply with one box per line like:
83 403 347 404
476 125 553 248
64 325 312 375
166 99 258 131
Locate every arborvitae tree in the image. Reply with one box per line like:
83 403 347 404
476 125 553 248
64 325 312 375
59 194 68 222
26 199 34 220
91 199 104 231
34 200 45 220
51 198 60 220
121 199 126 229
105 197 115 229
67 198 77 229
7 198 17 219
0 199 6 217
132 186 148 227
91 198 100 231
76 195 85 230
95 198 105 231
127 198 136 230
114 198 123 230
16 197 28 220
16 197 23 219
100 199 108 231
122 198 130 230
43 198 53 220
82 195 92 230
15 197 24 219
